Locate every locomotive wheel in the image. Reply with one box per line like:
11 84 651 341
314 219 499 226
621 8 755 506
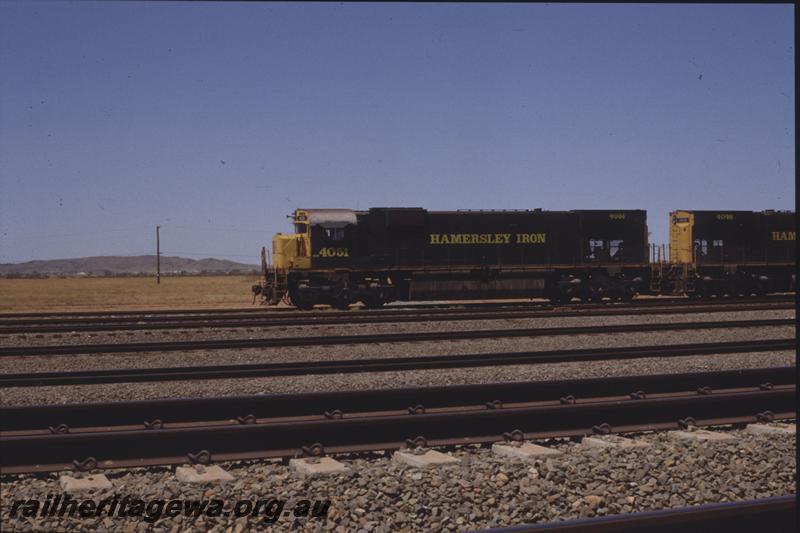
621 289 635 302
694 281 709 298
361 297 384 309
332 300 351 311
294 300 314 311
608 287 623 302
549 292 572 305
289 285 316 310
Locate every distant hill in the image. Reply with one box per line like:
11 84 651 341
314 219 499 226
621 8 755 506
0 255 260 276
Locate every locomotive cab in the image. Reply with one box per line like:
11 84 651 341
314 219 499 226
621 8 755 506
272 207 359 271
306 209 358 267
257 209 360 308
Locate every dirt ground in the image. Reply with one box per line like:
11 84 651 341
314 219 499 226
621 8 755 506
0 276 263 313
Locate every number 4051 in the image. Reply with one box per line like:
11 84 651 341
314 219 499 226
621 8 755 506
319 247 350 257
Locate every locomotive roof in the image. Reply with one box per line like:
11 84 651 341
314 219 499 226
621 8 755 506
352 208 646 214
670 209 794 215
297 209 357 227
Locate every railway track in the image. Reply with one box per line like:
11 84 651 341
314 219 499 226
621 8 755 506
0 294 792 322
3 367 792 434
482 495 796 532
0 300 793 334
1 338 793 387
1 368 794 473
0 318 792 357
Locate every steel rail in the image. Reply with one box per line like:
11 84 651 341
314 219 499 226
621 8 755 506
0 318 792 357
2 367 792 433
1 338 794 388
1 294 793 322
477 495 796 532
0 388 794 473
0 301 793 334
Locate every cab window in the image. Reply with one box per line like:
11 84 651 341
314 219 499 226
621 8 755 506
325 228 345 241
694 239 709 256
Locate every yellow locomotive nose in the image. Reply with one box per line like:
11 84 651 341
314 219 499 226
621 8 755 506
272 233 310 270
277 209 312 270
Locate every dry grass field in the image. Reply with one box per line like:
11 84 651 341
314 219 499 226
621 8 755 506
0 276 263 313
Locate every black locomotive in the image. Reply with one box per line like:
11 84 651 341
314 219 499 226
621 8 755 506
255 208 650 309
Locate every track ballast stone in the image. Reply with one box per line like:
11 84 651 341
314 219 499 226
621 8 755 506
0 350 794 406
0 308 793 347
0 426 794 532
0 321 794 376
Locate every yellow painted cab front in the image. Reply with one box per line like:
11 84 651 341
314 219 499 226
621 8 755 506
272 209 311 270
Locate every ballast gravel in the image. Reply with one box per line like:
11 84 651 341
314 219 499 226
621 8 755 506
0 323 794 377
1 350 793 406
0 425 795 532
0 309 793 347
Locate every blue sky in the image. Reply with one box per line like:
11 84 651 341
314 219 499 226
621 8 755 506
0 2 794 264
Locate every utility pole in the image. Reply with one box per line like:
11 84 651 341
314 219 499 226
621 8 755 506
156 225 161 284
